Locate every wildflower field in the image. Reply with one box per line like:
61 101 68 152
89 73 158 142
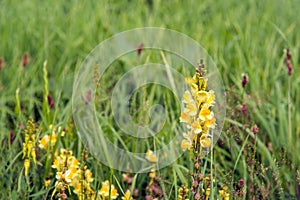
0 0 299 199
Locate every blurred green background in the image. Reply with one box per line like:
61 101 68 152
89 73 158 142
0 0 299 199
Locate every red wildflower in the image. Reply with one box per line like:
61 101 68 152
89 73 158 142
22 52 28 67
137 43 144 56
0 57 3 70
47 94 55 109
242 74 248 88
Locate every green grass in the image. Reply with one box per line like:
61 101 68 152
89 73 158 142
0 0 299 199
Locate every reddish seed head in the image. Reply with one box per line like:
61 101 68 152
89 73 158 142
133 188 139 197
145 195 152 200
22 53 28 67
251 124 259 134
10 130 15 144
285 60 293 75
60 193 67 199
198 173 204 180
238 179 245 187
85 90 92 105
195 192 201 199
285 49 293 76
137 43 144 56
192 180 198 187
152 185 163 196
268 142 272 151
47 94 55 109
242 74 248 88
0 58 3 70
241 104 247 115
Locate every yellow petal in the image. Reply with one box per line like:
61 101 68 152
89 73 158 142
146 150 158 162
181 139 191 150
200 135 211 148
24 159 30 176
180 112 191 123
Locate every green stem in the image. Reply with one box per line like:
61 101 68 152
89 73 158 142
287 76 292 146
210 132 214 200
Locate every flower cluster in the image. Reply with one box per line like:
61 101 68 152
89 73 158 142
51 149 80 199
22 120 37 176
180 63 217 199
180 64 216 151
146 149 158 163
178 185 189 200
146 166 163 199
122 190 133 200
98 180 119 199
218 186 230 200
39 124 62 151
51 148 122 200
122 173 138 199
284 48 293 76
72 165 95 200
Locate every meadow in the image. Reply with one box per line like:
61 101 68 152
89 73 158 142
0 0 299 199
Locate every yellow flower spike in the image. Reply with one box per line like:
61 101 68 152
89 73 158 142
146 150 158 163
122 190 133 200
24 159 30 176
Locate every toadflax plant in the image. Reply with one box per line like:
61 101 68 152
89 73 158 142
180 62 217 199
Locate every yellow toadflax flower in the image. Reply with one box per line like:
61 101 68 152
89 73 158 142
98 180 119 199
72 164 95 200
24 159 30 176
180 63 216 151
44 179 51 189
22 120 38 176
51 148 80 199
145 150 158 163
39 124 64 151
122 190 133 200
